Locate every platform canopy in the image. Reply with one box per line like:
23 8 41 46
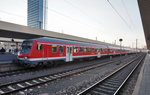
138 0 150 49
0 21 117 47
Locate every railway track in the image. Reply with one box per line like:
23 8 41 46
0 54 139 95
0 55 131 78
77 54 145 95
0 68 33 78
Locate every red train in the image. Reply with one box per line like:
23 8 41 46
17 37 134 67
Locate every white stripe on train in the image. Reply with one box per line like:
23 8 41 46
18 53 123 62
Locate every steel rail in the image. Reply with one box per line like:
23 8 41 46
0 55 129 78
0 55 139 95
77 54 145 95
113 54 145 95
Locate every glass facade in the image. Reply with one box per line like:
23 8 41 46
28 0 48 29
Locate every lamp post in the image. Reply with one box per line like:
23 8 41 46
119 38 123 56
136 39 138 55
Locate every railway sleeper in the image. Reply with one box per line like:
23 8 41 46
94 87 114 94
104 81 120 85
25 82 33 86
97 85 116 91
7 85 16 91
102 83 119 88
91 90 109 95
0 89 5 94
16 83 25 88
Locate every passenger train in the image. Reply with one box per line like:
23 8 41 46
17 37 135 67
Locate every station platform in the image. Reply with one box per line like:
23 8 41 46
0 53 23 72
133 54 150 95
0 53 17 64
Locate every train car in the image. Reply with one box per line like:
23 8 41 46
17 37 132 67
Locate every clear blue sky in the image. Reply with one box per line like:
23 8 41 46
0 0 146 48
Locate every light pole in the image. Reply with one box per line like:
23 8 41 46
136 39 138 55
119 38 123 56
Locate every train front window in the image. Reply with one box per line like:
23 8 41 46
21 41 33 54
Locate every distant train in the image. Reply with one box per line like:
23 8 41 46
17 37 135 67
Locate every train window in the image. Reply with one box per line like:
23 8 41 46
104 49 106 52
100 48 103 52
113 50 115 52
79 47 83 52
102 48 104 52
67 47 69 53
52 45 57 52
106 49 108 52
88 48 91 52
59 46 63 53
84 47 88 52
95 48 97 52
92 48 94 52
74 47 78 53
37 44 42 50
84 48 85 52
70 47 72 53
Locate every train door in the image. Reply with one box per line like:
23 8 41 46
42 44 48 59
41 44 49 64
46 45 49 60
66 46 73 62
97 48 101 58
42 44 44 61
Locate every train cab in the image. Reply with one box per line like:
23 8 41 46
17 40 34 66
18 40 33 58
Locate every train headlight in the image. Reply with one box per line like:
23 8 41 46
17 52 20 56
24 57 27 59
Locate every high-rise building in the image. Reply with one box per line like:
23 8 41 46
28 0 48 29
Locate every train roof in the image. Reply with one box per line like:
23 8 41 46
27 37 130 50
29 37 108 48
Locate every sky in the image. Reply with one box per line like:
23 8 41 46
0 0 146 48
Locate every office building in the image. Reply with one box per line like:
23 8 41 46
28 0 48 29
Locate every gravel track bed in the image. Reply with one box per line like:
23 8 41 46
117 54 145 95
16 54 139 95
0 55 132 85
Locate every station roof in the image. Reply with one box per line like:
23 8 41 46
0 21 119 47
138 0 150 49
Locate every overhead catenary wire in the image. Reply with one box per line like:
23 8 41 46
106 0 132 31
47 8 101 31
0 0 27 20
121 0 136 32
121 0 133 26
63 0 106 41
0 9 26 19
23 0 101 31
63 0 104 29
